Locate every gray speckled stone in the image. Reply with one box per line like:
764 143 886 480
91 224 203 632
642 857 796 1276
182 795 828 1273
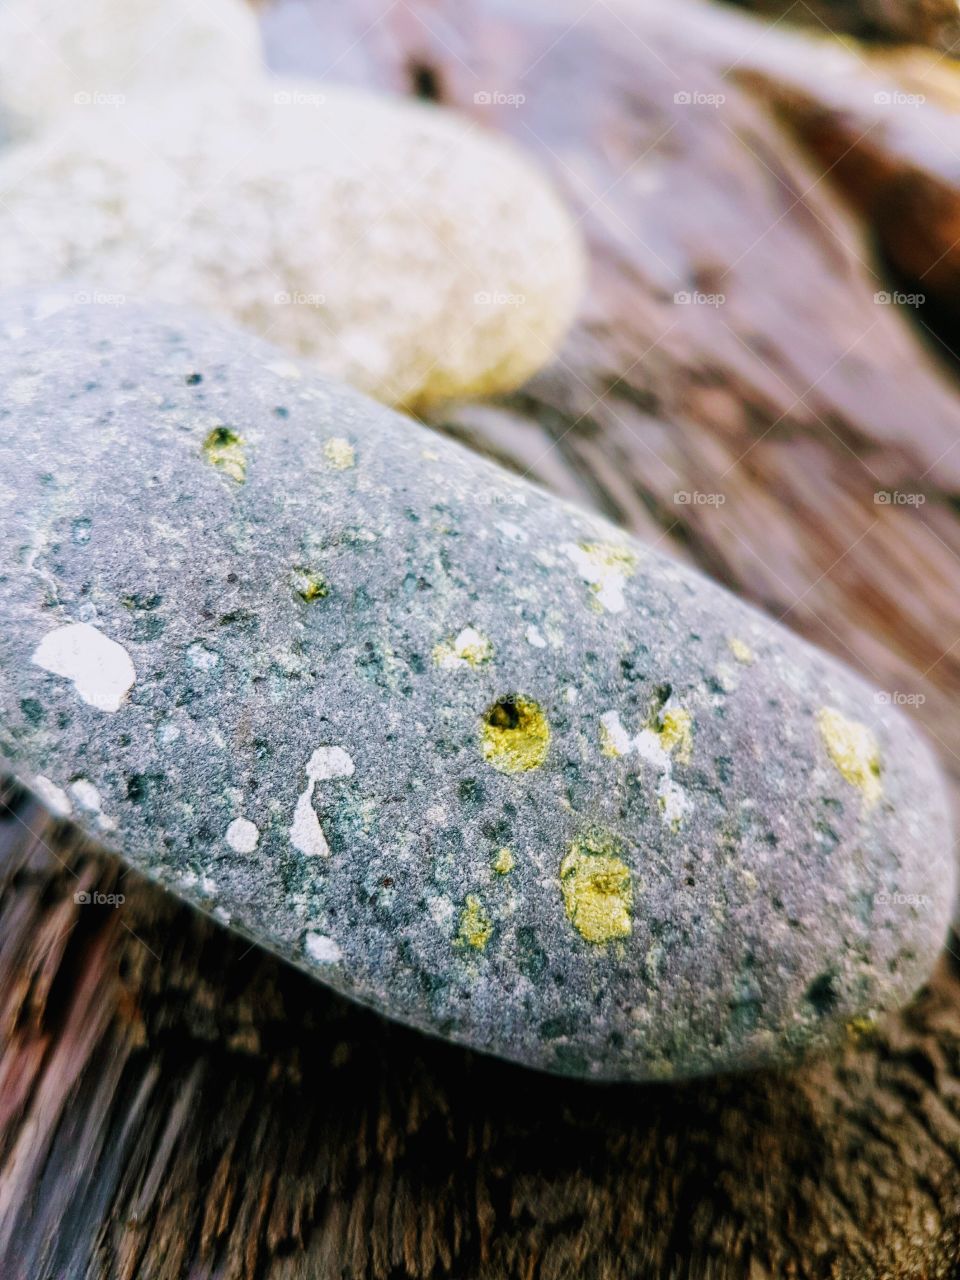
0 290 954 1081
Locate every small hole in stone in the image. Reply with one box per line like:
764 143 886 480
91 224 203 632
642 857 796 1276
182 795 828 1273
805 971 839 1016
409 60 442 101
206 426 238 448
487 697 522 731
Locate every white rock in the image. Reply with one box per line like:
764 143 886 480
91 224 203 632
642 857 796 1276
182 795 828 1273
0 80 584 408
0 0 262 140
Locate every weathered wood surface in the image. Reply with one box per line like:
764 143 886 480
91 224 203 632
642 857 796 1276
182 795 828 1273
730 0 960 48
5 0 960 1275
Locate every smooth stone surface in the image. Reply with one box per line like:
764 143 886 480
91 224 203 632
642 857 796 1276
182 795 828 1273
0 291 954 1081
0 78 584 409
0 0 262 140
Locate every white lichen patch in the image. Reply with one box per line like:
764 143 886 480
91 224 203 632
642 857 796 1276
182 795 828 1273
599 703 694 829
226 816 260 853
69 779 102 813
32 774 71 817
656 775 691 832
427 894 455 929
264 359 302 381
599 710 633 758
525 624 547 648
497 521 527 544
187 642 220 670
32 621 135 711
290 746 355 857
323 437 355 470
69 778 116 831
433 626 493 671
305 932 343 964
563 541 637 613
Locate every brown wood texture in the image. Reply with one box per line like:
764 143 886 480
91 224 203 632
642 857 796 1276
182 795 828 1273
5 0 960 1275
727 0 960 48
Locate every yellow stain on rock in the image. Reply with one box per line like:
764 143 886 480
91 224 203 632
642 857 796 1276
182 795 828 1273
457 893 493 950
560 836 633 944
202 426 246 483
727 636 755 665
480 695 550 773
492 847 515 875
291 567 329 602
816 707 882 805
658 707 693 764
433 626 493 670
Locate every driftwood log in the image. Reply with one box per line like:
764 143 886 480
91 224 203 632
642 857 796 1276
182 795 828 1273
5 0 960 1275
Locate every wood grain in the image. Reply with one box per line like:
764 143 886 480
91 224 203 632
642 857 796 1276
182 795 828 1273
5 0 960 1274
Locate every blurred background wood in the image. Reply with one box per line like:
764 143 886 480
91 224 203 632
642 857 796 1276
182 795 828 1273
727 0 960 48
5 0 960 1274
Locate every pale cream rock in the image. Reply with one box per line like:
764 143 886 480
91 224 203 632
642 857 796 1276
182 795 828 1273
0 80 585 408
32 621 136 712
0 0 262 140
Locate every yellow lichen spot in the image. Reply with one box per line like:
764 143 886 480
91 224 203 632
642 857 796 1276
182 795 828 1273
817 707 882 805
846 1014 878 1044
324 437 356 470
560 836 633 944
581 542 637 573
291 567 329 602
456 894 493 950
480 695 550 774
658 707 693 764
728 636 755 665
202 426 246 483
433 626 493 671
492 847 515 875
